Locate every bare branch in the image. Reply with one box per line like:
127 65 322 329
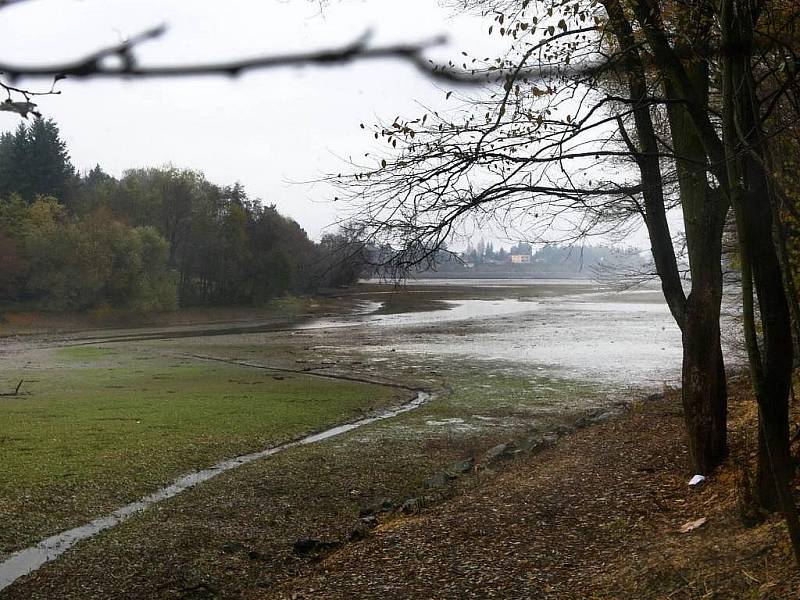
0 28 454 80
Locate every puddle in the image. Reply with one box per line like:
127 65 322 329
0 390 430 591
425 418 466 426
364 299 539 327
295 300 383 330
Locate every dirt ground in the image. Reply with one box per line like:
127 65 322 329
261 375 800 600
4 375 798 599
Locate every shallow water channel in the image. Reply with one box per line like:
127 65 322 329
0 390 430 591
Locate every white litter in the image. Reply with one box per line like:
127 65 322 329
688 474 706 487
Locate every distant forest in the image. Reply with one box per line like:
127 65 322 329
0 118 359 313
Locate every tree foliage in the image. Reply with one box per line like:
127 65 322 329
0 120 362 312
0 118 75 202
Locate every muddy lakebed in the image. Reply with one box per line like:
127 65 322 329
0 278 685 597
307 279 682 387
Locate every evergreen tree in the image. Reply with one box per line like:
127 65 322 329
0 118 75 201
26 118 75 200
0 124 28 199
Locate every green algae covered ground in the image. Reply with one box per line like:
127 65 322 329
0 343 400 558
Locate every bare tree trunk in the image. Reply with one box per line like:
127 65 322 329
772 208 800 366
743 170 796 519
681 308 728 472
720 0 800 560
756 424 780 510
666 58 729 472
603 0 729 474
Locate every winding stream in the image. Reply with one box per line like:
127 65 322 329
0 389 430 591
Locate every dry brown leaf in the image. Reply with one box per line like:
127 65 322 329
679 517 708 533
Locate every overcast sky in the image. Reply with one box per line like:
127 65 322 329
0 0 503 241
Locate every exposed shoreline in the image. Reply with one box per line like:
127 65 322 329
4 373 797 598
1 281 730 598
261 375 800 600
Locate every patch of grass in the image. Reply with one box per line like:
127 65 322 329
0 353 399 556
358 357 615 435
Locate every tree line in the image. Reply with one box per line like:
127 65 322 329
0 119 360 312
